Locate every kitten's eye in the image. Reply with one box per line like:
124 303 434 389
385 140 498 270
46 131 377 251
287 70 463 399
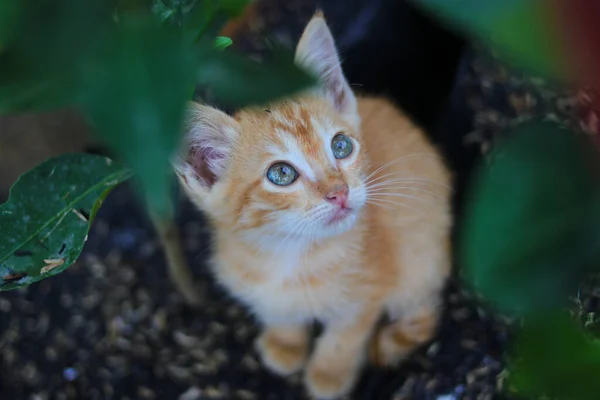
266 163 298 186
331 134 353 159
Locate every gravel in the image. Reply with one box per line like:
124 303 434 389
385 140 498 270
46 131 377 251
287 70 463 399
0 183 510 400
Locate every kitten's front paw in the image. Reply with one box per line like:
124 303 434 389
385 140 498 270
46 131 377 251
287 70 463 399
304 358 358 400
255 328 309 376
369 310 438 367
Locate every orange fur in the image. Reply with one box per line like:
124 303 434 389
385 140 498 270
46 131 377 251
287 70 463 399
174 13 453 400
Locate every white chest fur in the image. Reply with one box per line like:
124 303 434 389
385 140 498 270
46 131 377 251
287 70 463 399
212 246 363 326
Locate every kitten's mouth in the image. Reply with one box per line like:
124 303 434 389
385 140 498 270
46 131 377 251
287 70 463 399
326 207 352 225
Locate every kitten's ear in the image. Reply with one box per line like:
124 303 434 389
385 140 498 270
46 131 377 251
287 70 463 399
295 12 358 124
173 103 238 191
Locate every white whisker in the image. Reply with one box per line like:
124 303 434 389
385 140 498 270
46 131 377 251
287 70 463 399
366 173 452 191
303 217 317 262
366 200 396 211
273 217 309 258
367 192 428 204
363 153 441 183
366 186 442 200
366 198 429 221
255 212 306 255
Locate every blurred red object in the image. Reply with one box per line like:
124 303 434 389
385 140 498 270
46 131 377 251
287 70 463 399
557 0 600 146
578 90 600 147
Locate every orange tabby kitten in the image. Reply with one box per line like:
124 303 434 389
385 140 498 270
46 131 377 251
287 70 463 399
174 13 452 399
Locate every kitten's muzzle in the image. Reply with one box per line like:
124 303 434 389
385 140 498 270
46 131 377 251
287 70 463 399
325 183 349 208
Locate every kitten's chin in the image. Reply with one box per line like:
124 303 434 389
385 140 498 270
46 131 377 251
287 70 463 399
316 209 359 239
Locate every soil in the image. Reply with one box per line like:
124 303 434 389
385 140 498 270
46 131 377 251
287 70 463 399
0 183 510 400
0 2 583 398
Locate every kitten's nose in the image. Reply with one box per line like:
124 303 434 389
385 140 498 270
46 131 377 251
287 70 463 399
325 183 349 207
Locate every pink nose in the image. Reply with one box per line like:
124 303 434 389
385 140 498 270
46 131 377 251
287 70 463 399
325 184 349 207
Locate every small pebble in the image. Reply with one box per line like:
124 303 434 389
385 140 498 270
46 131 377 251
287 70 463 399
179 386 203 400
0 298 12 312
436 395 458 400
63 367 78 382
137 386 156 399
167 365 192 381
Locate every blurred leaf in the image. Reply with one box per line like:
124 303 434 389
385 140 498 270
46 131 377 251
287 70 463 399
196 47 316 107
181 0 218 43
0 154 132 291
220 0 252 17
182 0 251 43
79 17 197 215
413 0 566 78
0 68 80 114
151 0 177 23
509 312 600 399
214 36 233 50
117 0 155 15
150 0 200 26
0 0 116 113
460 120 600 315
0 0 21 51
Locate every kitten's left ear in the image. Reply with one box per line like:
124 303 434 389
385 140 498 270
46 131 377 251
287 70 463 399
295 12 358 127
172 102 239 198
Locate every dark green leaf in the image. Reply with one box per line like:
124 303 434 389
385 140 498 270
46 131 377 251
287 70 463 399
0 0 21 51
79 17 197 215
0 68 80 114
220 0 252 17
0 0 116 113
182 0 251 43
214 36 233 51
151 0 177 23
460 120 600 315
413 0 565 78
181 0 218 43
196 47 316 107
0 154 132 291
509 312 600 399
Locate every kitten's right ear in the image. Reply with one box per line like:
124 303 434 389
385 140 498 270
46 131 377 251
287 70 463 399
173 103 238 191
295 12 358 128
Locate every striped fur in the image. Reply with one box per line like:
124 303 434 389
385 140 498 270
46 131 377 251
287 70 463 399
174 13 453 400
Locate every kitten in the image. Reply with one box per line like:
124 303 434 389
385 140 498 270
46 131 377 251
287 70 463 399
174 12 453 400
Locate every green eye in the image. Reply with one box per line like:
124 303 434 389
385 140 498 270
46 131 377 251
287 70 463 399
267 162 298 186
332 134 353 159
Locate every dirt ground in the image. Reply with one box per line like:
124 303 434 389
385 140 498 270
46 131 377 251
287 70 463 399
0 183 510 400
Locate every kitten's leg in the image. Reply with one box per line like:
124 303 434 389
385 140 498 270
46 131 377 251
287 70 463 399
304 310 379 399
255 324 310 375
369 306 440 367
370 232 450 366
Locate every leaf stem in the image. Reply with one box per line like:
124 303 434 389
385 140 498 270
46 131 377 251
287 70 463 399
150 211 203 307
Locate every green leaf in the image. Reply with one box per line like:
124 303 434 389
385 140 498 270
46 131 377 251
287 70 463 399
182 0 251 43
220 0 252 17
0 0 21 51
181 0 219 43
0 154 133 291
0 0 116 113
413 0 565 78
460 120 600 315
150 0 201 26
79 17 197 215
214 36 233 51
509 312 600 399
151 0 177 24
196 47 316 107
0 68 80 114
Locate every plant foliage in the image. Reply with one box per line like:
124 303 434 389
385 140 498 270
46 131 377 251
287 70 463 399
0 0 314 289
413 0 565 78
0 154 132 291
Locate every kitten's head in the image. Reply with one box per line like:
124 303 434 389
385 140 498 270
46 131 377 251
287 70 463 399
174 13 367 244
